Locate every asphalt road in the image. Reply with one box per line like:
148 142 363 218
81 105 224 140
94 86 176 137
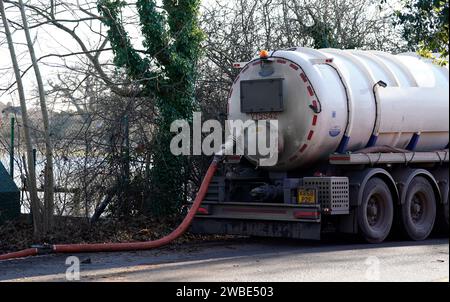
0 236 448 282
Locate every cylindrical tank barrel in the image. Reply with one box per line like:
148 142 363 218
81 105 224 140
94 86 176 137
227 47 449 170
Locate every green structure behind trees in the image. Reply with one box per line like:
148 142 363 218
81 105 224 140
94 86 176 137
0 161 20 224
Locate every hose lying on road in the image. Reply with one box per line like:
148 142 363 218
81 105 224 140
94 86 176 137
0 156 221 261
0 248 39 260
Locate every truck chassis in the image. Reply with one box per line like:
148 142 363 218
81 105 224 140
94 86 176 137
190 150 449 243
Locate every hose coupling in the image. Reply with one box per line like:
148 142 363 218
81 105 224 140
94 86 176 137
31 244 54 255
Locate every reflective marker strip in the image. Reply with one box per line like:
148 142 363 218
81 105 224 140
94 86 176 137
233 62 249 68
223 208 288 214
300 73 307 82
309 58 334 65
293 61 319 158
329 156 351 161
197 207 209 215
293 211 320 219
299 144 308 153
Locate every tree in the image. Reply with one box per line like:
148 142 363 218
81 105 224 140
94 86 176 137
17 0 55 232
389 0 449 65
0 0 42 238
97 0 204 216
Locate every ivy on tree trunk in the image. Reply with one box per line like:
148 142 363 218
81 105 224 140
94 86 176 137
98 0 203 216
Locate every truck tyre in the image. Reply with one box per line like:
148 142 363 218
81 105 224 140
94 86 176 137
400 176 436 241
358 178 394 243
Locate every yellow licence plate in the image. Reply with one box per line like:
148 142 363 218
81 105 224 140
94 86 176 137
297 188 316 204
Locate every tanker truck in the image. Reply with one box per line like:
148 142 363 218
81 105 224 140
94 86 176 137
190 47 449 243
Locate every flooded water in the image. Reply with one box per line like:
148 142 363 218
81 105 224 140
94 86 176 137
0 151 96 217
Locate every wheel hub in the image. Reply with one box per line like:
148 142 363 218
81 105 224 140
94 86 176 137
411 195 424 223
368 204 378 217
367 198 380 226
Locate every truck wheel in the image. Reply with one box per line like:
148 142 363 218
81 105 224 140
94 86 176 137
358 178 394 243
400 176 436 241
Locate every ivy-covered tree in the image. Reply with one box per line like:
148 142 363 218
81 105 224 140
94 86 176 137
389 0 449 65
98 0 203 216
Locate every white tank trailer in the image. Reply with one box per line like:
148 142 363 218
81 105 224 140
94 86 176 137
191 47 449 243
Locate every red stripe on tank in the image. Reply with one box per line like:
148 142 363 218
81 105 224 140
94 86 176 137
300 73 307 82
299 144 308 153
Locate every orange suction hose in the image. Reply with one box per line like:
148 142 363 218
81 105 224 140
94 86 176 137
0 156 220 260
0 248 38 261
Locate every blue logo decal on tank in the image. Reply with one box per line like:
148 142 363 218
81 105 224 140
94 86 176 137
329 126 341 137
